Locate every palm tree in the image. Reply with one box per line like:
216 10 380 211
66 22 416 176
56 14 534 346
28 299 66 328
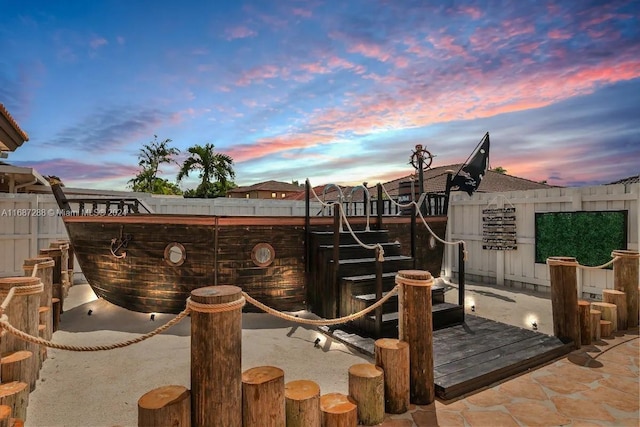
129 136 182 194
177 143 235 198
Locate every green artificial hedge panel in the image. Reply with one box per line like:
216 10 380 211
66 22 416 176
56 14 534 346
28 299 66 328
535 211 627 265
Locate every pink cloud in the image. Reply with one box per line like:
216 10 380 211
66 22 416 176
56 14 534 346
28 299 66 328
548 29 572 40
236 64 281 86
292 8 312 18
347 41 391 62
225 26 257 40
457 6 483 20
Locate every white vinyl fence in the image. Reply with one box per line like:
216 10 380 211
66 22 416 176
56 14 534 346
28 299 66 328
443 183 640 298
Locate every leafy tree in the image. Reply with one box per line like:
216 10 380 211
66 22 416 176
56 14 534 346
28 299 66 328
177 143 236 198
129 136 182 195
491 166 507 174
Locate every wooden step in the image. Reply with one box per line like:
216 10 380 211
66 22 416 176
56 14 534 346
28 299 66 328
361 302 464 337
311 230 390 245
318 242 403 259
333 256 414 276
352 284 446 305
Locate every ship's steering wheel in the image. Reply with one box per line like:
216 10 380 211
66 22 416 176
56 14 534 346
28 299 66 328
410 146 434 171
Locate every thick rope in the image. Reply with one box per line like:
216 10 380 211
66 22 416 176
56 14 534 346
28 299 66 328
187 297 246 313
396 276 434 287
612 251 640 259
338 204 385 262
546 257 621 270
0 309 190 352
242 285 399 326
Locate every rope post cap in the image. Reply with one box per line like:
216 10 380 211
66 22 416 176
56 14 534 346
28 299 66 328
397 270 432 280
190 285 243 305
396 270 434 286
546 256 578 266
39 247 62 255
0 276 41 289
23 257 55 269
611 250 640 259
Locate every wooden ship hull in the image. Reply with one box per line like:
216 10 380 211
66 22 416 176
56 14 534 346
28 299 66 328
62 213 448 315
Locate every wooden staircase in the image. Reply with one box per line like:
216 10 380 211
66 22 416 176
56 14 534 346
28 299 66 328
309 228 464 338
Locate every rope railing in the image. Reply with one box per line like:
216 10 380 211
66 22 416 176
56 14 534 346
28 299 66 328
546 256 621 270
307 180 384 261
380 183 468 261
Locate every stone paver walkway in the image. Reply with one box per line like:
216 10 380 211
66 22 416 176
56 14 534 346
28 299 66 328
379 329 639 426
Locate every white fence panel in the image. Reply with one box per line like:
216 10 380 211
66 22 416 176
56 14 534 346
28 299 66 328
444 182 639 298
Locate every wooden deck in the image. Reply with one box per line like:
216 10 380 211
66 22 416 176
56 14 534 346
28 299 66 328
320 314 573 400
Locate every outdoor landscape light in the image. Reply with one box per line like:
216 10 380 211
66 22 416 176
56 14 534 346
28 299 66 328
87 309 92 316
150 313 155 321
314 337 321 348
471 305 476 312
532 321 538 331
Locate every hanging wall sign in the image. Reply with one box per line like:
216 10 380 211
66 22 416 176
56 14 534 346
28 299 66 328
482 206 517 250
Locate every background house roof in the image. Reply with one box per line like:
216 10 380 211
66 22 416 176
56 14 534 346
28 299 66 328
607 175 639 185
298 164 555 202
228 179 304 194
0 104 29 152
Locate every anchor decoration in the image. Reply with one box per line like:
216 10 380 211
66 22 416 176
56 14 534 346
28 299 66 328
110 226 132 259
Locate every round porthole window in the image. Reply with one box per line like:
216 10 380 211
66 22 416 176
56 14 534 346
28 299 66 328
428 236 437 250
251 243 275 267
164 242 186 266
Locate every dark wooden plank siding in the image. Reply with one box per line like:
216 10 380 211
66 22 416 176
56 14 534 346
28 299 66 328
216 224 306 312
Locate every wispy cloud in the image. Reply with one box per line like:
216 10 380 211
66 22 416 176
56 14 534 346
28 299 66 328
89 36 108 49
46 106 176 153
224 25 257 40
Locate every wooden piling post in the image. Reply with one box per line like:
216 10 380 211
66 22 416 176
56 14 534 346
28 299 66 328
138 385 191 427
285 380 321 427
600 320 612 338
396 270 435 404
590 310 601 341
0 351 34 386
592 302 617 332
242 366 285 427
0 405 10 427
348 363 384 426
547 257 580 348
578 301 591 345
603 289 628 331
51 298 61 332
189 286 243 427
49 242 70 296
320 393 357 427
38 247 64 312
0 382 28 421
374 338 409 414
0 277 43 391
23 258 54 342
612 250 639 328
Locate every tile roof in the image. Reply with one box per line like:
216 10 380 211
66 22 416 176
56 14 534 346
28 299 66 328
228 179 305 193
607 175 639 185
0 103 29 142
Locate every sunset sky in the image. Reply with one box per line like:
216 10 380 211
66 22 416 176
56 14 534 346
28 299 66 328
2 0 639 191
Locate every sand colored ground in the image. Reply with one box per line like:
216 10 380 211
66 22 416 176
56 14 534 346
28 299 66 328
24 281 639 426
